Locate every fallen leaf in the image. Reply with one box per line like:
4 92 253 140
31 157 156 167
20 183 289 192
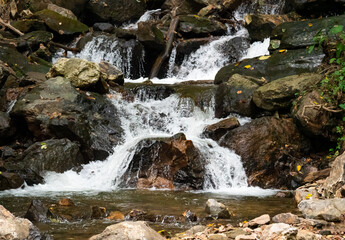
259 55 271 60
244 65 251 69
308 23 313 27
279 49 287 53
237 90 242 94
305 193 312 200
314 101 318 105
234 62 240 67
297 165 301 172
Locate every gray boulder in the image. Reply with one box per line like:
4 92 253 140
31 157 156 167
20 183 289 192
205 199 231 219
322 152 345 198
89 221 165 240
298 198 345 221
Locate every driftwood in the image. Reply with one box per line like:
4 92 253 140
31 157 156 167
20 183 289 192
149 16 179 79
0 17 24 36
49 41 81 53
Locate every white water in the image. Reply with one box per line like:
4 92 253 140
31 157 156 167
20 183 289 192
122 9 161 29
3 92 275 196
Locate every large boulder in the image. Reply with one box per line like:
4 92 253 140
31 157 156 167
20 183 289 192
292 90 334 140
321 152 345 198
203 117 240 141
20 139 84 176
272 15 345 49
0 46 29 77
120 133 205 190
89 221 165 240
0 205 42 240
0 112 15 145
215 48 324 85
137 21 165 52
253 73 322 111
162 0 204 16
0 172 24 191
217 117 310 189
86 0 146 24
11 76 123 162
298 198 345 221
258 223 298 240
11 19 46 33
178 15 226 37
215 74 263 118
291 0 345 17
31 9 89 35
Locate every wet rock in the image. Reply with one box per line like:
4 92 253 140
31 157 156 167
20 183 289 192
259 223 298 240
272 15 345 48
20 31 54 50
24 199 49 222
89 221 165 240
184 225 206 236
0 171 24 191
215 48 324 85
176 37 211 55
0 205 42 240
126 209 147 221
11 19 46 33
205 199 231 219
99 61 124 86
137 21 165 52
58 198 74 206
253 73 322 111
247 214 270 228
203 117 240 141
129 84 175 101
107 211 125 221
218 117 310 189
297 229 322 240
47 3 77 20
11 76 123 162
292 90 333 140
0 112 15 145
303 168 331 184
272 213 300 225
90 206 106 219
32 9 89 35
298 198 345 221
20 139 84 176
321 152 345 198
0 46 29 77
121 133 205 190
86 0 146 24
183 210 197 222
178 15 226 37
215 74 263 118
245 14 296 42
93 23 115 33
15 168 44 186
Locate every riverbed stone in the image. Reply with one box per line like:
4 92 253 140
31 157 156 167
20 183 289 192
259 223 298 240
86 0 146 24
107 211 125 221
295 186 319 204
99 61 124 86
120 133 205 190
321 152 345 198
218 116 310 189
89 221 165 240
205 199 231 219
0 112 15 145
47 3 77 20
296 229 322 240
178 15 226 37
11 19 46 33
0 205 42 240
272 213 300 225
247 214 270 228
215 74 263 117
162 0 204 16
137 21 165 52
298 198 345 221
0 171 24 191
253 73 322 111
24 199 49 222
215 48 324 85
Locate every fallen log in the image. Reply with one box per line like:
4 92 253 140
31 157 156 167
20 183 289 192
149 16 179 79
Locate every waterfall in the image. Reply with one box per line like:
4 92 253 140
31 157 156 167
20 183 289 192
122 9 161 29
166 47 177 78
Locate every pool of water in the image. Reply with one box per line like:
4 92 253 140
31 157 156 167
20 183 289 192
0 189 298 239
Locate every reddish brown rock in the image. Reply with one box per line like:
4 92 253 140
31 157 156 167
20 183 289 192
107 211 125 221
58 198 74 206
203 117 240 141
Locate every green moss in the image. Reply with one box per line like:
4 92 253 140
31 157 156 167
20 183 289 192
33 9 89 35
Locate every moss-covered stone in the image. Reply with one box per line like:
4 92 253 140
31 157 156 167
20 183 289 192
179 15 226 36
21 31 54 46
32 9 89 35
0 46 29 77
10 19 46 33
215 48 325 85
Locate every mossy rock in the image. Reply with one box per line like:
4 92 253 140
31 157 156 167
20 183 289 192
21 31 54 46
215 48 325 85
11 19 46 33
0 46 29 77
32 9 89 35
179 15 226 36
272 14 345 49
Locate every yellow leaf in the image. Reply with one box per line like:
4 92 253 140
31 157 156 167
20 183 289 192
244 65 251 69
279 49 287 53
297 165 301 172
234 62 240 67
313 101 318 105
308 23 313 27
157 230 165 233
258 55 271 60
237 90 242 94
305 193 312 200
41 145 47 150
243 220 248 224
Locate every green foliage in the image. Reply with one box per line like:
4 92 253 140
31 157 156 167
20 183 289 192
311 24 345 156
